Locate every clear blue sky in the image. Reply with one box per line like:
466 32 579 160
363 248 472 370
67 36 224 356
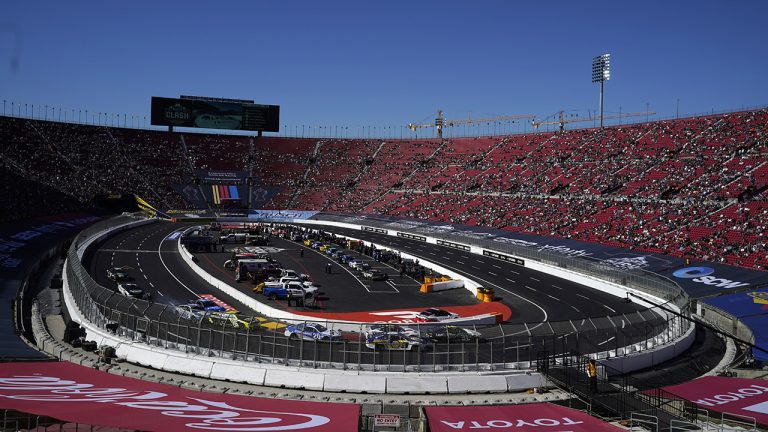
1 0 767 135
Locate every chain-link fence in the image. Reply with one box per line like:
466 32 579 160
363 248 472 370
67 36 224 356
65 217 693 372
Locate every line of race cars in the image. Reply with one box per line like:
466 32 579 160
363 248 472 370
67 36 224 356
108 225 483 351
283 322 483 351
107 267 152 301
108 265 255 330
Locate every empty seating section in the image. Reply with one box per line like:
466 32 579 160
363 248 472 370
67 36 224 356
1 107 766 269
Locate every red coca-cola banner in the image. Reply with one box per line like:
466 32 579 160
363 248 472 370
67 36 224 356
0 362 359 432
425 402 623 432
659 376 768 426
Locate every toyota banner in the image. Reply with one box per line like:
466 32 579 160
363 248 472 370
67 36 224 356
425 402 624 431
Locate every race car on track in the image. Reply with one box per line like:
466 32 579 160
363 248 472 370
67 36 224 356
107 267 131 281
415 308 459 322
365 332 427 351
362 269 388 281
174 305 206 321
284 322 341 341
364 324 417 338
207 312 253 329
189 298 227 313
117 283 151 301
424 325 482 343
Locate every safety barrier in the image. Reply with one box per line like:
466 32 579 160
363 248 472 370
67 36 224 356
62 216 693 380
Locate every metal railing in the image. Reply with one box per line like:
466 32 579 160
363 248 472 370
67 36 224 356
3 101 767 139
63 217 693 372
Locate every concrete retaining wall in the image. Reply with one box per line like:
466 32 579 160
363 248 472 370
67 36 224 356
63 216 697 393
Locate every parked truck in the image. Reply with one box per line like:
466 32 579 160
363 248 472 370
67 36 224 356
260 281 318 300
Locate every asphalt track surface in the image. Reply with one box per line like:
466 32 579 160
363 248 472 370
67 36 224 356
81 220 668 366
195 236 487 316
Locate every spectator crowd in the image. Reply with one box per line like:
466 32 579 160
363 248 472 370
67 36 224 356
1 108 766 269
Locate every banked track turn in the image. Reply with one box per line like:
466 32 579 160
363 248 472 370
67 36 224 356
75 218 679 371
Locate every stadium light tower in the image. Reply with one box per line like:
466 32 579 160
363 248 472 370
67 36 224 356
592 53 611 128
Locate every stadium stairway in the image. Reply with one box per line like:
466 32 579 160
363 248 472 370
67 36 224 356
536 353 688 431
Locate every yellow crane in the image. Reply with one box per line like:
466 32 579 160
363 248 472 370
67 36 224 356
531 110 656 133
408 110 535 140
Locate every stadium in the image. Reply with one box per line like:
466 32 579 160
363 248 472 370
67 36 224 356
2 3 768 432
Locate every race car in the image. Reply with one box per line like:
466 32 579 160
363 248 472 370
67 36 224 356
365 332 426 351
107 267 131 281
174 305 206 321
364 324 417 339
362 269 388 281
424 325 482 343
207 312 253 330
189 298 227 312
415 308 459 322
284 322 341 341
117 283 151 301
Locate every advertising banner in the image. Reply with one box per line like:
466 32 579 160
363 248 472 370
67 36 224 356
318 213 768 299
425 402 623 432
704 289 768 362
249 210 319 221
194 170 249 183
659 376 768 427
0 362 359 432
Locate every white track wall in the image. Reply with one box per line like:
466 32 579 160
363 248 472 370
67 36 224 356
61 216 695 394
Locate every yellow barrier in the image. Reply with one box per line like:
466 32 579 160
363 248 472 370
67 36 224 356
420 283 433 293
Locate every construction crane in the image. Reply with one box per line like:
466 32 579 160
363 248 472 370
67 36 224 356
531 110 656 133
407 110 535 140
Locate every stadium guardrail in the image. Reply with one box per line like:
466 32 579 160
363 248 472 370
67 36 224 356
62 216 693 374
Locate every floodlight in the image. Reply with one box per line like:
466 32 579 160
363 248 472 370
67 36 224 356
592 53 611 127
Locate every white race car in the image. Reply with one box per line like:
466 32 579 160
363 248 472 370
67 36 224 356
117 283 151 301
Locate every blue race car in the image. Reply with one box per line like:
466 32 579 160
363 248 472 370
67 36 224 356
189 298 226 312
284 322 342 341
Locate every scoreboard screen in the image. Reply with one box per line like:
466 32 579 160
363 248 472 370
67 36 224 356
243 104 280 132
151 97 279 132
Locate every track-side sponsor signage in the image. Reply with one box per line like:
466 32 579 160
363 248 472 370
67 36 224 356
0 213 100 275
249 210 319 221
397 232 426 242
425 402 623 431
436 239 471 251
482 250 524 266
659 376 768 427
672 266 750 289
361 226 387 234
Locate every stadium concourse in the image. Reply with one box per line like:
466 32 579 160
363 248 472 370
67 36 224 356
1 109 768 431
